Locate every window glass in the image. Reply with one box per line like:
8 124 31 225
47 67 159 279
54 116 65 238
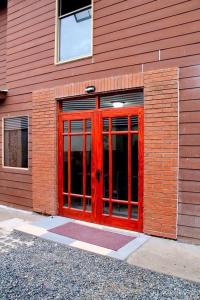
59 0 91 16
58 1 92 62
4 116 28 168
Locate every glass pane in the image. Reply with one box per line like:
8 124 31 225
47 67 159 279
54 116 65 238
103 201 109 215
59 8 92 61
71 120 83 132
64 121 68 133
62 98 96 112
86 135 91 196
86 198 91 211
132 135 138 202
71 197 83 210
112 203 128 218
131 116 138 131
59 0 91 16
64 195 68 207
4 116 28 168
86 119 91 132
103 135 109 198
71 136 83 194
112 117 128 131
103 118 109 131
63 136 68 193
100 91 144 109
112 135 128 200
131 206 138 219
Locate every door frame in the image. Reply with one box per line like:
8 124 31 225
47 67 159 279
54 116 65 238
57 98 144 232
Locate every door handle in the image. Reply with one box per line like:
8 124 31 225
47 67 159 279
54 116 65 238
96 169 102 182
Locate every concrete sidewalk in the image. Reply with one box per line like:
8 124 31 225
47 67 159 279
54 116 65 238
127 236 200 283
0 205 200 283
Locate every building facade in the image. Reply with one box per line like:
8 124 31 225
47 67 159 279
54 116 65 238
0 0 200 244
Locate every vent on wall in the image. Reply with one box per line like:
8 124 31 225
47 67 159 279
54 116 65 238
61 90 144 112
100 90 143 109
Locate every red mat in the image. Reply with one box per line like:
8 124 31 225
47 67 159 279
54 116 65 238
49 222 136 251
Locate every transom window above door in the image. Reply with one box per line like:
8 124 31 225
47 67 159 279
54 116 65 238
57 0 92 63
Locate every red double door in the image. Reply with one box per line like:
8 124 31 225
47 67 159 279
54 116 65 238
58 107 143 231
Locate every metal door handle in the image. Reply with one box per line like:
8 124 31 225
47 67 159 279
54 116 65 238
96 169 102 182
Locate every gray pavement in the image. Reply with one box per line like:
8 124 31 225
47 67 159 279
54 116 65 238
127 236 200 283
0 230 200 300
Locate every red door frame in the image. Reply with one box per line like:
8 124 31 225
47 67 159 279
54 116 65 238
58 101 144 232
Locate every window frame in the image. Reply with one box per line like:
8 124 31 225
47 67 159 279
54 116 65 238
2 115 29 170
55 0 93 65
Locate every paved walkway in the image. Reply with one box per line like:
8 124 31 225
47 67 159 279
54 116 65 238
0 230 200 300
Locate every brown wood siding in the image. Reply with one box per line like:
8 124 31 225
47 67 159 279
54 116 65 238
0 6 6 89
0 0 200 241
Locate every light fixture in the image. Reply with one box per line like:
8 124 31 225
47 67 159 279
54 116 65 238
112 101 124 108
85 86 96 93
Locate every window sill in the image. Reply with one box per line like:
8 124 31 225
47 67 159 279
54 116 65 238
2 166 29 171
55 54 93 66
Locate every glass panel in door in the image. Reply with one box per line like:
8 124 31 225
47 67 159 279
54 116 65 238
62 118 92 214
102 113 139 221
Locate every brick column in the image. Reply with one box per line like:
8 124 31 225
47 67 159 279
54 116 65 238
32 89 57 215
143 68 179 239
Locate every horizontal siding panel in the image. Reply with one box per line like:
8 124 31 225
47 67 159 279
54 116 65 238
180 111 200 123
94 0 199 36
178 215 200 228
178 203 200 217
180 87 200 101
180 135 200 146
94 9 200 45
180 123 200 134
180 64 200 78
95 20 200 54
179 181 200 193
178 236 200 244
0 179 31 191
162 43 200 61
178 225 200 239
94 0 188 28
94 0 155 19
179 170 200 182
180 146 200 158
0 172 31 183
0 194 32 208
7 0 55 26
179 191 200 205
0 7 6 88
180 100 200 112
180 158 200 170
180 76 200 89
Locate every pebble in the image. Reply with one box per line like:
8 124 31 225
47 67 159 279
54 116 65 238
0 230 200 300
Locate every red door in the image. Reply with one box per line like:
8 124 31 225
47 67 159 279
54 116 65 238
58 107 143 231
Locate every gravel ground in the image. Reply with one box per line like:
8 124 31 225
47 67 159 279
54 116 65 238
0 230 200 300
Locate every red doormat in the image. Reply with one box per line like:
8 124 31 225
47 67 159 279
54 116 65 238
49 222 136 251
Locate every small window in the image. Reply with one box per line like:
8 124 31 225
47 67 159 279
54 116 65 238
3 116 28 169
57 0 92 62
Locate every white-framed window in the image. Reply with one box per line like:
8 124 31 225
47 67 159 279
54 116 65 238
56 0 92 63
3 116 29 169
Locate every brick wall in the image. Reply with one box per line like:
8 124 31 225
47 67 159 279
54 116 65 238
32 68 179 238
32 88 57 215
143 68 179 239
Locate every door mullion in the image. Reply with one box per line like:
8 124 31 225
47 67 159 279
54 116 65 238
83 120 86 211
128 116 132 219
68 122 71 208
109 117 112 217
